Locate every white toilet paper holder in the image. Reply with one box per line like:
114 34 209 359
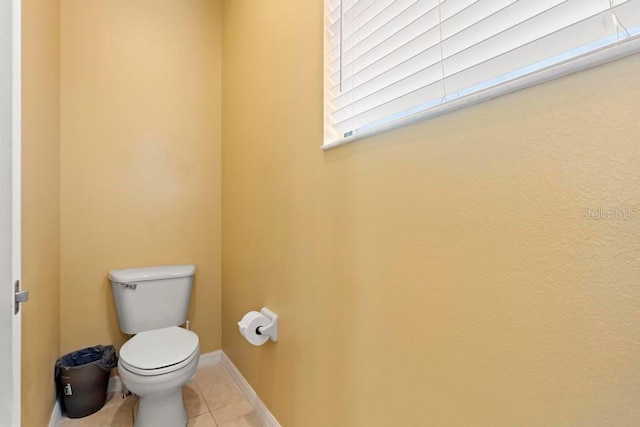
255 307 278 342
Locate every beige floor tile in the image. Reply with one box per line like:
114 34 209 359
61 363 262 427
212 399 263 427
102 392 137 410
187 412 219 427
60 403 133 427
60 391 134 423
132 398 139 423
183 382 210 418
196 364 227 379
196 367 244 410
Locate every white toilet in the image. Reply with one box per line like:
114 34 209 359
109 265 200 427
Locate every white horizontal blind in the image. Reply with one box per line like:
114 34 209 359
324 0 640 147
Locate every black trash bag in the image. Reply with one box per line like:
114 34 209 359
55 345 118 418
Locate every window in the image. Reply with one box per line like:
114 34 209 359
323 0 640 149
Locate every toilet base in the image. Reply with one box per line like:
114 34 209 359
134 387 186 427
117 338 199 427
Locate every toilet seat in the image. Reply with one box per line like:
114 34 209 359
119 326 199 376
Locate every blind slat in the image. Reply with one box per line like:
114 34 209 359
325 0 640 144
330 0 560 96
331 0 422 71
332 0 569 111
329 0 378 36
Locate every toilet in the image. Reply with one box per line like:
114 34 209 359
109 265 200 427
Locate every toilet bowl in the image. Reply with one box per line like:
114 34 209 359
109 265 199 427
118 326 200 427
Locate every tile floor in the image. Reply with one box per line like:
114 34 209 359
60 364 264 427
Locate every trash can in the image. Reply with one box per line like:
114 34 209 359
55 345 118 418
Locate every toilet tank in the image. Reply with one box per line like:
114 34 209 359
109 265 195 334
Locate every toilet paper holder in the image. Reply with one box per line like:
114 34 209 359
254 307 278 342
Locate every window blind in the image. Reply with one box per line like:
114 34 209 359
324 0 640 148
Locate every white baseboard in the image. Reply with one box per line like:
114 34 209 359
49 350 279 427
198 349 222 368
48 398 61 427
221 352 281 427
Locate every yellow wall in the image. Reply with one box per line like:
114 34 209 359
21 0 61 425
221 1 640 425
60 0 222 354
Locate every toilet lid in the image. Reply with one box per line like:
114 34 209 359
120 326 199 371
